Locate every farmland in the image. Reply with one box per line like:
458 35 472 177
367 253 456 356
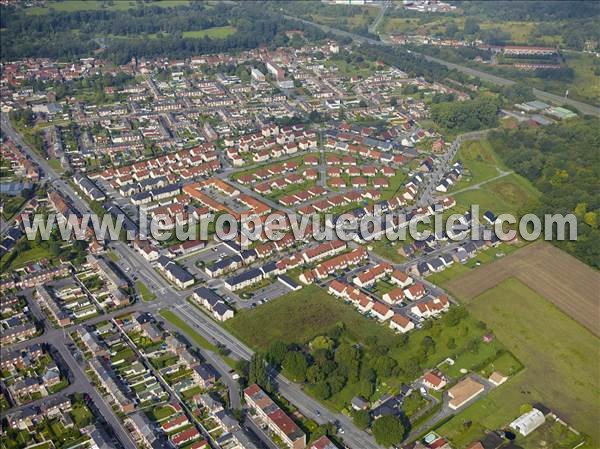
436 277 598 448
445 241 600 337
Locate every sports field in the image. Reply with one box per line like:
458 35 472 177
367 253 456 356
446 241 600 337
437 277 598 448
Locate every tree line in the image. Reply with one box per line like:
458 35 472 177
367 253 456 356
488 117 600 268
0 2 331 63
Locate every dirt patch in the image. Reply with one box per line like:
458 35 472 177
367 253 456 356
446 241 600 337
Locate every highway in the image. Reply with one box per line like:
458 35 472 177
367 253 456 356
284 16 600 117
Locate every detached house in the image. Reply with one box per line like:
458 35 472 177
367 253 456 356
389 314 415 334
404 283 426 301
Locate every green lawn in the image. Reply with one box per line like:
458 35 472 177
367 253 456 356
47 158 65 174
182 26 236 39
368 237 409 264
380 171 408 200
224 285 399 351
437 278 599 448
0 245 53 271
267 180 318 202
450 139 506 192
147 404 176 422
160 309 216 351
136 280 156 302
452 168 540 220
520 420 588 449
0 195 27 220
27 0 191 14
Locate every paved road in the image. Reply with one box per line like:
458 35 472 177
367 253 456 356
160 316 242 410
368 0 391 34
172 303 383 449
0 322 138 449
285 16 600 117
3 113 384 449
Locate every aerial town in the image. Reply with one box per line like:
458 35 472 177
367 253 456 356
0 2 598 449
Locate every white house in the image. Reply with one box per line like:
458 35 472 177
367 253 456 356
389 314 414 334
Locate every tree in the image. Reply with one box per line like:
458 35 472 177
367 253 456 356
306 365 325 383
312 381 331 400
467 338 480 354
372 356 397 378
283 351 308 382
445 307 468 326
372 415 406 446
421 336 436 355
464 17 480 35
248 353 274 392
310 336 334 352
266 341 288 367
584 212 598 229
353 409 371 430
334 343 359 367
328 374 347 394
445 22 459 38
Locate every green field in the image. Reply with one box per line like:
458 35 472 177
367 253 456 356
136 280 156 302
26 0 191 15
368 238 408 264
436 278 599 448
450 139 507 192
449 139 540 218
224 285 396 351
559 51 600 104
225 285 502 411
454 172 539 218
182 26 236 39
382 15 561 46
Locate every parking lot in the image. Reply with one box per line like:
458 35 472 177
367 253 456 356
243 278 295 308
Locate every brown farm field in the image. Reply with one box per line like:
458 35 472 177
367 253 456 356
445 241 600 337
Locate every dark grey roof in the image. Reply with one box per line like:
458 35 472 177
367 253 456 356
194 287 222 305
226 268 262 287
260 261 278 275
158 256 194 283
278 275 299 290
209 255 243 272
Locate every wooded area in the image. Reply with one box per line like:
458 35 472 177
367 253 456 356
489 118 600 268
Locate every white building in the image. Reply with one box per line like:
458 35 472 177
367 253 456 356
510 408 546 436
